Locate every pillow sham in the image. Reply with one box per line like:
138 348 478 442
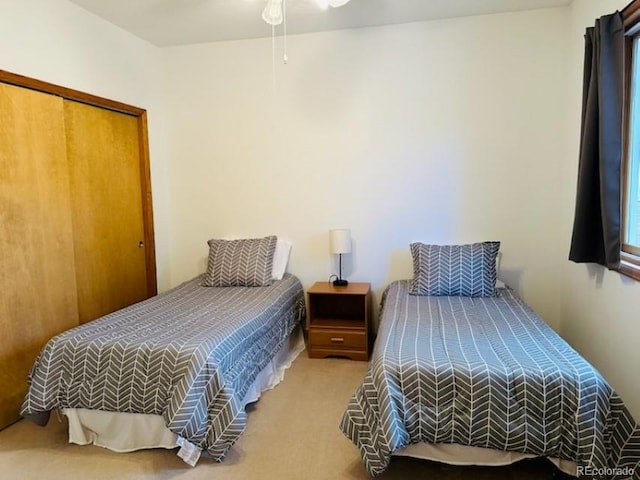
408 241 500 297
202 235 277 287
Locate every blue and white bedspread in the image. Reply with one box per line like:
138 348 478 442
21 273 305 463
340 280 640 478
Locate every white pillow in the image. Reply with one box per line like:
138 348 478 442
495 251 505 288
272 238 292 280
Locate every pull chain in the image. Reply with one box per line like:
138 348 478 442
272 23 276 89
283 0 288 64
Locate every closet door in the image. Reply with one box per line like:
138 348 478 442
0 84 79 428
64 101 150 324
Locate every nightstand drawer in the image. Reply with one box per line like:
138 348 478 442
310 329 366 349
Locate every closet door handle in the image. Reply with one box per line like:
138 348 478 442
138 241 145 248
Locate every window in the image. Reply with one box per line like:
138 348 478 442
622 2 640 278
624 37 640 256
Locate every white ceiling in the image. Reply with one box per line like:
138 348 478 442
68 0 572 47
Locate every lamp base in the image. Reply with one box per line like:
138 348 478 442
332 279 349 287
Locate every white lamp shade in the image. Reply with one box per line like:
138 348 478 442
330 229 351 254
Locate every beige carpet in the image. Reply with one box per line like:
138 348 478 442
0 353 563 480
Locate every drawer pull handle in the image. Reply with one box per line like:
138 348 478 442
331 337 345 343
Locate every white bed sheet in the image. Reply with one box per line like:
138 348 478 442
394 442 577 476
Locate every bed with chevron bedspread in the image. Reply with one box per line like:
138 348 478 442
21 273 304 464
340 280 640 478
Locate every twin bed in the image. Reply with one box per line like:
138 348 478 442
20 237 640 478
340 279 640 477
340 242 640 479
20 235 305 465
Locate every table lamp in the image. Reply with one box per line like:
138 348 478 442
330 229 351 286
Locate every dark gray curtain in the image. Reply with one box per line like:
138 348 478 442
569 12 624 270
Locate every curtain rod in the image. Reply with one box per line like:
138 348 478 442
622 0 640 27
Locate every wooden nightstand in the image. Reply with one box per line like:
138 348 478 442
307 282 371 361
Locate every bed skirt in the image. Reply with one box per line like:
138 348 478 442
394 442 577 476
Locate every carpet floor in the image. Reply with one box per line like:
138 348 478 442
0 353 567 479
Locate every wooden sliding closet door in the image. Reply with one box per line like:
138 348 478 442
0 84 79 428
64 101 149 324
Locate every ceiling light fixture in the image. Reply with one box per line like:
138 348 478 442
262 0 284 25
263 0 352 86
314 0 352 9
262 0 352 26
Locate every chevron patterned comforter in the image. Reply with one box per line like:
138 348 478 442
21 273 304 462
340 280 640 478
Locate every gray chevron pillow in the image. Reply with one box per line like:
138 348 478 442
202 236 277 287
408 241 500 297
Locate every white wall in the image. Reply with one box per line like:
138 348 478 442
562 0 640 420
0 0 172 291
163 8 570 329
2 0 637 429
